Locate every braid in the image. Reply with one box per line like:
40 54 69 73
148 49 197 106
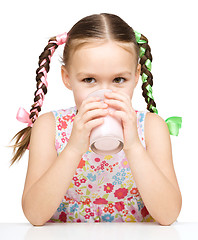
134 30 182 136
9 33 67 166
134 31 158 114
30 35 66 124
17 32 67 129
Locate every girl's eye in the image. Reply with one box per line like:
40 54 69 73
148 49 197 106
82 78 95 83
113 77 126 83
82 77 126 84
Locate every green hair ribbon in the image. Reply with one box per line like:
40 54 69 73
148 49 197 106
134 30 182 136
165 117 182 136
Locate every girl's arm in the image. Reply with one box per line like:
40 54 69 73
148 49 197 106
21 113 83 226
124 112 182 226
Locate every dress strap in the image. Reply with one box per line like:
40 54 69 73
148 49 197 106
51 107 77 155
136 110 148 149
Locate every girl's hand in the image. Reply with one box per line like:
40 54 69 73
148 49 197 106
67 97 109 156
104 90 140 152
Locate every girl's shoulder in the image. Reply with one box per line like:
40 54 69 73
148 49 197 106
144 111 170 147
32 111 55 130
30 111 57 146
144 111 168 129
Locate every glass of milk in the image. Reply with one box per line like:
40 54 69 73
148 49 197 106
87 89 124 155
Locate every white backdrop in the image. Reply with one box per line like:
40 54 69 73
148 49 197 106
0 0 197 223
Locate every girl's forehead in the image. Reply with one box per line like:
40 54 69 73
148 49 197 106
74 40 135 54
70 41 137 71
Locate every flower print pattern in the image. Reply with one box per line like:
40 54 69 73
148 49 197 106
47 106 155 223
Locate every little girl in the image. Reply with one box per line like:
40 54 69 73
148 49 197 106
10 13 182 226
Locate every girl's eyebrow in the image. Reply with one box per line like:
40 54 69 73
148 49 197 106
76 71 132 77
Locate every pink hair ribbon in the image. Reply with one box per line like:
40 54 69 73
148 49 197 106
16 107 33 127
48 32 67 46
38 66 48 86
56 32 67 45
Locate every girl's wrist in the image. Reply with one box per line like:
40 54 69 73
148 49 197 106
123 138 143 156
64 142 84 158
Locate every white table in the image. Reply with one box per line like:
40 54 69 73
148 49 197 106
0 222 198 240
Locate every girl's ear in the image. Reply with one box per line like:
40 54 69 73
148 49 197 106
135 63 141 88
61 65 72 90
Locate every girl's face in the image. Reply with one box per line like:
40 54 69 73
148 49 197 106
61 41 141 111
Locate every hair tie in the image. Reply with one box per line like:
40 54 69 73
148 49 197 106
49 32 67 46
56 32 67 45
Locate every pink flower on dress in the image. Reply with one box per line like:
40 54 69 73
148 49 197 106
88 184 93 189
104 183 114 193
61 121 67 129
93 198 108 205
95 157 101 163
94 207 103 217
63 113 75 122
85 208 91 213
83 198 91 205
114 188 128 199
121 157 129 168
84 214 91 219
90 212 94 217
80 178 87 183
130 188 140 197
141 206 149 218
131 205 137 215
62 132 66 137
59 212 67 222
57 124 62 130
115 201 125 212
74 181 81 187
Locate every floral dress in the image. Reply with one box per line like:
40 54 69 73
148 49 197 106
47 105 156 223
